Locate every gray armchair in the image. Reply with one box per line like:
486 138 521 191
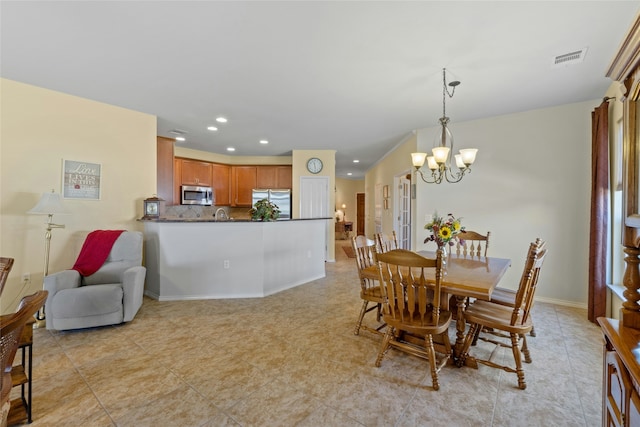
44 231 146 331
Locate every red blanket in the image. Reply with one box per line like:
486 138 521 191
72 230 125 277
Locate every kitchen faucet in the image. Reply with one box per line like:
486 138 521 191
215 208 228 221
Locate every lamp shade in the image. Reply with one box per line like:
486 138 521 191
459 148 478 165
432 146 450 164
27 190 70 215
411 152 427 168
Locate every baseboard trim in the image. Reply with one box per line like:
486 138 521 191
535 295 587 309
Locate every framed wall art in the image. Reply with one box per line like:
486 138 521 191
62 159 101 200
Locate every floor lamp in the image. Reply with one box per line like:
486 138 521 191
27 189 69 326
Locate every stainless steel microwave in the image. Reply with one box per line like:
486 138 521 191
181 185 213 205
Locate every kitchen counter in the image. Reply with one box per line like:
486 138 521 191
140 217 331 223
142 218 330 300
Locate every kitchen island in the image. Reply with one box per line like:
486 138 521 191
142 218 330 300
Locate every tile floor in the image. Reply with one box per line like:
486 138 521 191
12 242 603 426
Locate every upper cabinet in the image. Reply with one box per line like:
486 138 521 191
231 166 257 207
180 159 212 186
169 156 291 206
211 163 231 206
257 165 292 189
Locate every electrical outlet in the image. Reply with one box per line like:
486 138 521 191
22 273 30 283
223 260 230 269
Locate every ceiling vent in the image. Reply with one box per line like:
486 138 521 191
169 129 188 136
552 47 588 67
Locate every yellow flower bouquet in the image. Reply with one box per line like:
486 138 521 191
424 211 464 247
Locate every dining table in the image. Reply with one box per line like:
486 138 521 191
364 250 511 367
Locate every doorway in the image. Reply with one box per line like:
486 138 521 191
356 193 365 235
395 173 411 249
300 176 330 258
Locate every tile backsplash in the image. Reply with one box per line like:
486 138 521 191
163 205 251 220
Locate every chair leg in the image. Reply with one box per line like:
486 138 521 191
529 324 536 337
375 327 393 367
458 322 480 367
425 334 440 391
521 334 532 364
510 333 527 390
354 300 369 335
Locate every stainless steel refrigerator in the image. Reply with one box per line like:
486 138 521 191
251 189 291 220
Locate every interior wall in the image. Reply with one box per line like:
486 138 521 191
411 100 594 307
175 146 292 165
364 133 417 239
292 149 336 261
335 177 364 223
0 79 156 314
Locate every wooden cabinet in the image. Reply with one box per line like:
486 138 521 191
256 165 292 189
157 137 175 204
180 159 212 186
211 163 231 206
231 166 257 207
599 318 640 427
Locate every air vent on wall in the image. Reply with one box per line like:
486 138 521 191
552 47 588 67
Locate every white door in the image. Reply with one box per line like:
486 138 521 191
300 176 330 257
395 174 411 249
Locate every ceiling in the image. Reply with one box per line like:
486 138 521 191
2 1 638 179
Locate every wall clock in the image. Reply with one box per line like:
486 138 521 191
306 157 323 174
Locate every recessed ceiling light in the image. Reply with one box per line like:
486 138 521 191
175 137 186 142
226 147 235 152
216 117 228 123
259 140 269 144
353 160 360 163
347 172 352 176
207 126 218 131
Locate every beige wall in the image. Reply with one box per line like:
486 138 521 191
335 177 364 224
0 79 156 313
175 146 292 165
407 101 594 307
364 134 416 239
367 101 596 307
292 150 336 260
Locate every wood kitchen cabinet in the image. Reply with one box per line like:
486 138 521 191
231 166 257 207
180 158 212 186
256 165 292 189
599 318 640 427
211 163 231 206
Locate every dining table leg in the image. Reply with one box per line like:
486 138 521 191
453 295 478 368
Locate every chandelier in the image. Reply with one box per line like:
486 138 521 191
411 68 478 184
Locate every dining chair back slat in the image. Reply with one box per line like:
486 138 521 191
375 231 399 254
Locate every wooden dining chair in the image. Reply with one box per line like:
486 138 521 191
1 290 47 427
0 258 15 298
375 231 399 254
488 238 543 337
351 235 385 336
459 239 547 390
375 248 452 390
456 230 490 257
449 231 490 315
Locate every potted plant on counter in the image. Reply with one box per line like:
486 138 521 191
249 198 281 221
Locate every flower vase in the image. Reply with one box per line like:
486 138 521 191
437 244 448 267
